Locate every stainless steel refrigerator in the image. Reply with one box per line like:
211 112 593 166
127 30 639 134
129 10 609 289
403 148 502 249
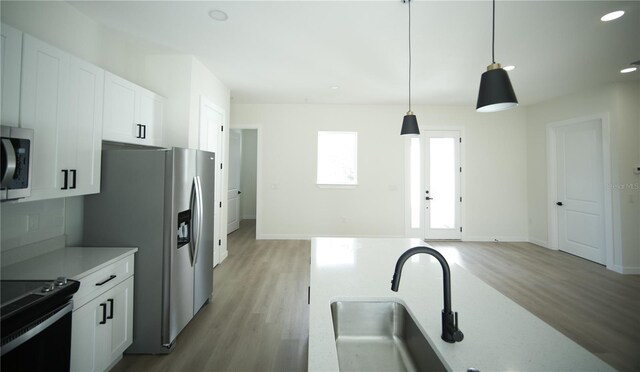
82 147 215 354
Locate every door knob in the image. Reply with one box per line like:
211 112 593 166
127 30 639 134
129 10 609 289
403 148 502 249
238 190 242 195
556 202 563 206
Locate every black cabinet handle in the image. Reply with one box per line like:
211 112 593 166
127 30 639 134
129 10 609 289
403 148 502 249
95 274 116 286
107 299 114 319
136 124 143 139
142 125 147 139
61 170 68 190
70 169 77 189
99 303 107 324
556 202 563 206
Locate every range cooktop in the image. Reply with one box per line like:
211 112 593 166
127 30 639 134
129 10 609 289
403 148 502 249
0 278 80 339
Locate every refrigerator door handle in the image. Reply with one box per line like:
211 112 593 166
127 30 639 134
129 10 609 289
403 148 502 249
189 177 197 267
193 176 203 264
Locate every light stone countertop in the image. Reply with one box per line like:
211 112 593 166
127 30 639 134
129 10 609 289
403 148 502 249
1 246 138 281
308 237 613 372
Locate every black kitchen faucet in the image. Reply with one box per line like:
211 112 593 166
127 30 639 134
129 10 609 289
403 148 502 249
391 246 464 343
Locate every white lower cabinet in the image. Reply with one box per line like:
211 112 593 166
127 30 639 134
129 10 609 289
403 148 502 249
70 256 135 372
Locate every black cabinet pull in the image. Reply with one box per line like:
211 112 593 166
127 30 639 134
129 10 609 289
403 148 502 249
95 274 116 286
136 124 143 138
556 202 563 206
107 299 114 319
142 125 147 139
70 169 77 189
61 170 68 190
99 303 107 324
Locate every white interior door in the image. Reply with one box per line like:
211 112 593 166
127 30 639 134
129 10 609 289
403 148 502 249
199 97 224 266
555 120 605 264
424 131 461 240
227 129 242 234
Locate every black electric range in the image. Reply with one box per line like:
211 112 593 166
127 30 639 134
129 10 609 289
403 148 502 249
1 278 80 371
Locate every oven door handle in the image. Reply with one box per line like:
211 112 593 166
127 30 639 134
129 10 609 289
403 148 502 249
0 301 73 356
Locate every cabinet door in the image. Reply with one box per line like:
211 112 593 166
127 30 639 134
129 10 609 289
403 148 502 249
71 294 105 372
1 23 22 127
103 72 138 144
106 276 134 365
71 276 134 372
63 56 104 197
136 88 164 146
19 34 69 200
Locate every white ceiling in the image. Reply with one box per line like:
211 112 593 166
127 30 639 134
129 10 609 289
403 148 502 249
69 1 640 107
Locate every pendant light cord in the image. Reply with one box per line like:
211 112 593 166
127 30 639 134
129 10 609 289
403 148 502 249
408 0 412 112
492 0 495 63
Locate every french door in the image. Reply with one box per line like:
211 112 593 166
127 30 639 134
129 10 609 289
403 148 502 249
424 131 461 239
408 131 462 239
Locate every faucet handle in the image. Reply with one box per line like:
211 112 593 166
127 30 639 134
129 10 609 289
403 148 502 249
453 312 464 342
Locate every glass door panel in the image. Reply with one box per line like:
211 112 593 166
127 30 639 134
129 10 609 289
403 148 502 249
425 131 461 239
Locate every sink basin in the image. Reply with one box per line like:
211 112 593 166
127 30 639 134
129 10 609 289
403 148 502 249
330 300 447 372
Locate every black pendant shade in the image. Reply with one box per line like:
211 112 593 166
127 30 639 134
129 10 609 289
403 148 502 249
476 0 518 113
401 113 419 136
476 66 518 112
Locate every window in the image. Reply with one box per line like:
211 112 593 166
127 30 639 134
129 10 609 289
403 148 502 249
317 131 357 186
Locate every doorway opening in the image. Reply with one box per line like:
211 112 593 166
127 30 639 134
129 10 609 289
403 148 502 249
228 125 262 240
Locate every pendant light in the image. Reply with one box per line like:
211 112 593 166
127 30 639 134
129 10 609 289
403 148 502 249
401 0 420 135
476 0 518 113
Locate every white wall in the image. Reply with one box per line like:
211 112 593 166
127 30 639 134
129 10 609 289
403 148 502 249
1 1 168 89
143 54 193 148
526 81 640 273
231 103 529 240
240 129 258 219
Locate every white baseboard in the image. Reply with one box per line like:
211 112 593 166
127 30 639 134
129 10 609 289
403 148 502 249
609 265 640 275
528 237 549 248
257 233 405 240
462 235 529 242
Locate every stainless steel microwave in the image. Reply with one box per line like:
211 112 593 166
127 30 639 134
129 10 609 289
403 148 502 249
1 125 34 201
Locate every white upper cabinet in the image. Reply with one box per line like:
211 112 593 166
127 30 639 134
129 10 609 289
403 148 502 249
1 23 22 127
19 34 103 201
103 72 164 147
62 56 104 197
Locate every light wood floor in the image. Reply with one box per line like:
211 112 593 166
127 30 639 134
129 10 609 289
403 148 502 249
112 220 311 372
113 222 639 371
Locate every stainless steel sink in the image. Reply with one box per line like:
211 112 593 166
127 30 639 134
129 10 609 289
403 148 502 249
330 301 447 372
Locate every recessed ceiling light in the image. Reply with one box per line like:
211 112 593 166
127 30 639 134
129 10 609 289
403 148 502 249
503 65 516 71
330 86 339 90
209 10 228 21
601 10 624 22
620 67 637 74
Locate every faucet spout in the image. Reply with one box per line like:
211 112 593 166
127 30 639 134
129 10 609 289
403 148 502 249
391 246 464 343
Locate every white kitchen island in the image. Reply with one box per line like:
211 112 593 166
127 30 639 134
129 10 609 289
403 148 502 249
308 237 613 372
